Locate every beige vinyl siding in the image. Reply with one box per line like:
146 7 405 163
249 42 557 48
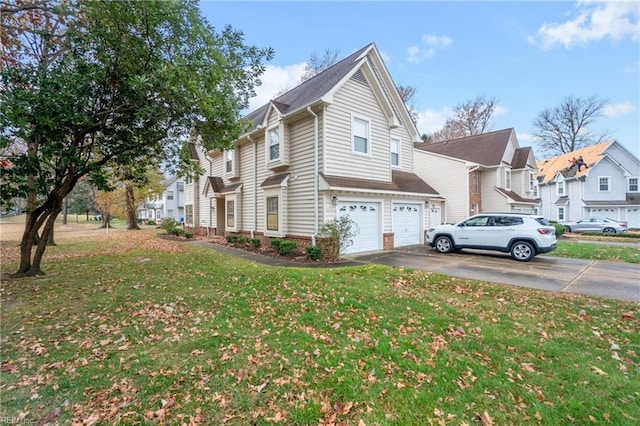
390 126 415 173
197 148 212 228
237 140 257 232
184 183 195 205
324 78 391 181
286 117 320 236
480 169 507 212
413 150 469 223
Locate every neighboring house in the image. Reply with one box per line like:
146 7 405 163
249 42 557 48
184 43 441 254
413 128 539 224
536 141 640 228
138 176 185 222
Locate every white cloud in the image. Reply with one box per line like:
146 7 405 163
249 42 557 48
602 101 636 116
494 105 509 117
517 133 538 143
407 34 453 63
533 0 640 49
247 62 307 111
415 107 454 135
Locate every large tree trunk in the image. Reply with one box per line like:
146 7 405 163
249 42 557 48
125 184 140 230
15 206 59 276
28 209 61 276
99 211 111 229
15 170 76 277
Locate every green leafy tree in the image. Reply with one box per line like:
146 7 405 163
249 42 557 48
0 0 273 276
66 179 97 220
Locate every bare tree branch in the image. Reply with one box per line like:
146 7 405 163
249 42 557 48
533 95 609 155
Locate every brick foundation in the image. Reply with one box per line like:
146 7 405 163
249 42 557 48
383 232 394 250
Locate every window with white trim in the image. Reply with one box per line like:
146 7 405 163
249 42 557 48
557 179 565 196
225 149 234 174
472 171 479 194
557 206 565 221
504 168 511 190
266 196 279 231
167 191 174 200
352 117 370 155
226 199 235 227
390 138 400 167
628 177 638 192
268 127 280 161
185 205 193 226
529 172 535 192
599 176 610 192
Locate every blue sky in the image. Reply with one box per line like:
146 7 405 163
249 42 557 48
200 1 639 159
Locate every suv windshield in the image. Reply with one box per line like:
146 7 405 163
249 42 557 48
535 218 551 226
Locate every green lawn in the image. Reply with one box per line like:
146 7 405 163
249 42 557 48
1 229 639 425
552 241 640 263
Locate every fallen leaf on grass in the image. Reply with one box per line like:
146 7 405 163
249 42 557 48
621 311 634 320
0 364 18 373
475 410 493 425
591 366 608 376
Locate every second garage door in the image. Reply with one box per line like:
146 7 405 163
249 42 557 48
392 202 422 247
337 201 381 254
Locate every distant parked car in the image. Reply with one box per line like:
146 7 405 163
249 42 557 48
561 217 628 234
426 213 557 262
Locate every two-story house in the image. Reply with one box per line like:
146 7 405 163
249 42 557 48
184 43 441 254
536 141 640 228
413 128 539 224
138 176 185 222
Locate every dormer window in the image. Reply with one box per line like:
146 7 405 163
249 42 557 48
557 179 565 196
504 168 511 191
268 127 280 161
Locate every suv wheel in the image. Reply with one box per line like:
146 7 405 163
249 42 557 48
434 236 454 253
510 241 535 262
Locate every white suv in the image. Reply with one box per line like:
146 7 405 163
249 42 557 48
426 213 557 262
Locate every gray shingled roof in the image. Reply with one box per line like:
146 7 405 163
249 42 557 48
244 44 373 131
494 187 538 204
261 173 289 187
511 147 532 169
414 128 514 166
321 171 439 195
188 142 200 161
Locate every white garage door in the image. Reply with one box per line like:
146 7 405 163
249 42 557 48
625 207 640 229
337 201 381 254
392 203 422 247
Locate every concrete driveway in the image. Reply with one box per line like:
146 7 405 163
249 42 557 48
349 245 640 303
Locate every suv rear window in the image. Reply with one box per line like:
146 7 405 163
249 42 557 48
493 216 523 226
535 218 551 226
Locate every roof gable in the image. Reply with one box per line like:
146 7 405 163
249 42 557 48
536 141 614 184
241 43 419 141
414 128 515 166
511 147 533 169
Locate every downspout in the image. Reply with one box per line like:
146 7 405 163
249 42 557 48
248 134 257 239
307 106 319 245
